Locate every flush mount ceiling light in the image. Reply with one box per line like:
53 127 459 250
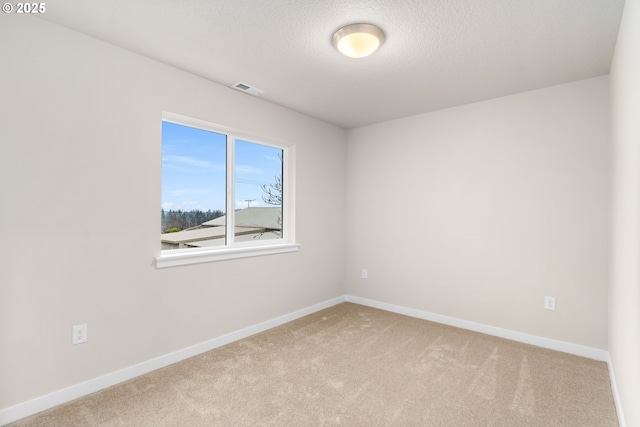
332 23 385 59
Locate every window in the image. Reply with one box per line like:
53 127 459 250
156 112 298 268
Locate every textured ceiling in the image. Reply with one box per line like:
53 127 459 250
39 0 625 129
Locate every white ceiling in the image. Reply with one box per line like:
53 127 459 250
39 0 625 129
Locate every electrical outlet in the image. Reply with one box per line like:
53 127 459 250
544 296 556 311
73 323 87 345
361 268 368 279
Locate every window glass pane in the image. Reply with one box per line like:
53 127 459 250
161 121 227 250
234 140 283 242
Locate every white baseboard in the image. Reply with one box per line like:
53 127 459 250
346 296 626 426
606 354 626 427
2 294 622 427
345 295 609 361
0 295 346 426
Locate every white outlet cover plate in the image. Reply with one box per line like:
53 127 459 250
73 323 87 344
544 296 556 311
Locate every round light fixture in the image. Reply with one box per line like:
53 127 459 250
332 23 385 59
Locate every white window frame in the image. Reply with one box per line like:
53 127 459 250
155 112 299 268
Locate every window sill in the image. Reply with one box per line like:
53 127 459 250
155 243 300 269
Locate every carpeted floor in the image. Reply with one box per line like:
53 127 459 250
10 303 618 426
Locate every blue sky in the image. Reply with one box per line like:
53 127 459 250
162 121 282 212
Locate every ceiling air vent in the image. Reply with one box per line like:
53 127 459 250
230 82 264 97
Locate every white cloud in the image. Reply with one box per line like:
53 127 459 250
168 188 208 197
162 200 203 211
236 164 262 174
162 201 179 210
162 155 223 170
264 154 282 162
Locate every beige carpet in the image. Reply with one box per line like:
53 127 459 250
10 303 618 426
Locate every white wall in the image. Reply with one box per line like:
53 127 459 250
346 77 610 349
0 17 346 410
0 10 625 422
609 0 640 424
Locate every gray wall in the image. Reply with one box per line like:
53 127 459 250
346 77 610 349
0 17 347 409
609 0 640 424
2 9 634 423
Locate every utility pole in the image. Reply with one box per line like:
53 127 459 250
245 199 255 208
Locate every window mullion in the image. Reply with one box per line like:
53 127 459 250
226 135 236 246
